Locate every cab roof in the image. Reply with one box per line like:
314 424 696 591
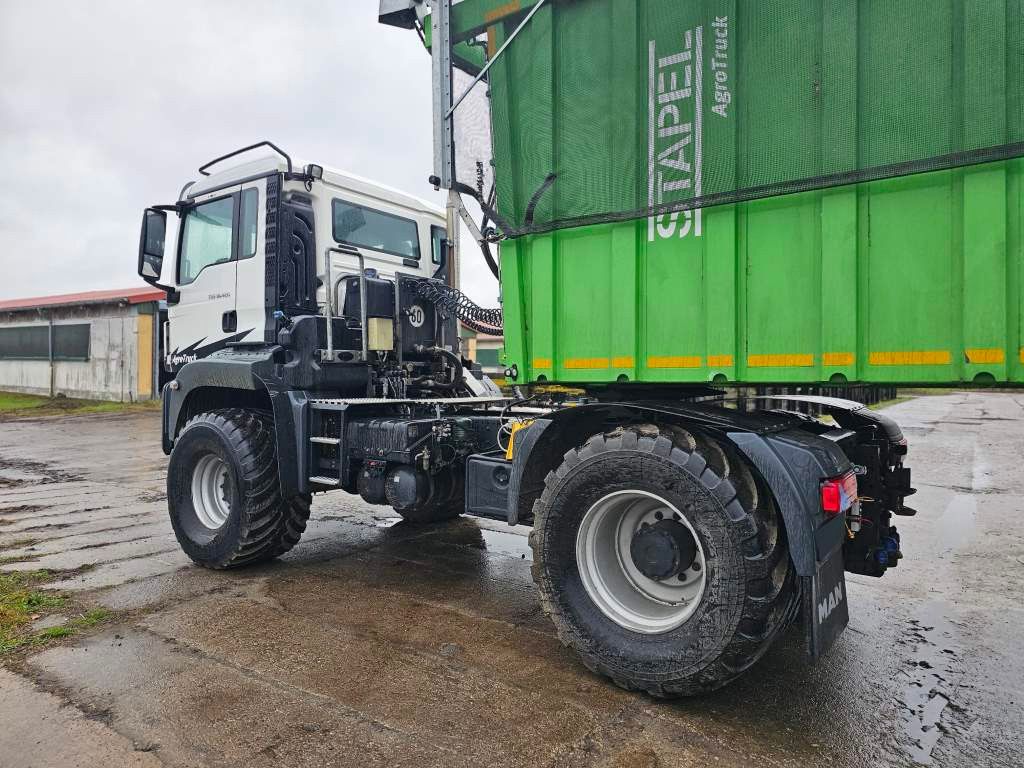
183 154 445 219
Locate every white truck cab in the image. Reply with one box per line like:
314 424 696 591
140 143 447 371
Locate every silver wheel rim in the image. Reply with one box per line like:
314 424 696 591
191 454 232 530
576 489 707 634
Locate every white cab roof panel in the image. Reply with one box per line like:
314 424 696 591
184 154 444 219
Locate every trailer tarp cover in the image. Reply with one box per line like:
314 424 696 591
449 0 1023 238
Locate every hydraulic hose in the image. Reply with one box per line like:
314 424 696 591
480 238 500 280
479 186 501 279
451 180 514 236
411 345 464 391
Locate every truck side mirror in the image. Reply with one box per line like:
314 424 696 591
138 208 166 285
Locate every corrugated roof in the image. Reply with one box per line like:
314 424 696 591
0 287 165 313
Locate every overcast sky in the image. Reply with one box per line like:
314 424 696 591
0 0 497 305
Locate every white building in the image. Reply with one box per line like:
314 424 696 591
460 327 504 380
0 287 163 402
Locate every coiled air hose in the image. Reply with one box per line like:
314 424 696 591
414 281 503 336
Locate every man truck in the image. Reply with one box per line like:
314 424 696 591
136 0 1022 696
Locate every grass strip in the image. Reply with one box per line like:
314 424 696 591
0 570 111 655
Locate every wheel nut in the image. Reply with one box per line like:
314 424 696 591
629 520 698 581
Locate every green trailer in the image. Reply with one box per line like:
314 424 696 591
319 0 1024 697
422 0 1024 387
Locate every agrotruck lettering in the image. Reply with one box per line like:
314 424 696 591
648 27 703 241
710 17 731 117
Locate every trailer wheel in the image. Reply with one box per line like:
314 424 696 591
167 409 311 569
529 427 799 697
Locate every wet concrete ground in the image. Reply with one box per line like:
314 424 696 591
0 391 1021 767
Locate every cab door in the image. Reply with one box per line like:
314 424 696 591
166 186 240 369
234 180 266 344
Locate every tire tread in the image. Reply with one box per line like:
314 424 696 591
169 408 311 569
529 425 800 698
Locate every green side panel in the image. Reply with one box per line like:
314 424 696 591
480 0 1024 385
504 162 1024 386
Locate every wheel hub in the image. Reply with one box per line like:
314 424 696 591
191 454 231 530
576 489 707 634
629 520 698 581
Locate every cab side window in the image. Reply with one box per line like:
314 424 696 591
239 188 259 259
332 199 420 261
178 196 234 285
431 225 445 265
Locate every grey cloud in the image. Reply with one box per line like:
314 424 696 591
0 0 498 305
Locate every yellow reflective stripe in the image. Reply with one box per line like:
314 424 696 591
504 419 533 461
869 350 951 366
532 358 552 369
747 354 814 367
823 352 855 366
647 355 702 369
611 356 635 368
484 0 523 56
965 348 1004 364
707 354 734 367
564 357 609 369
484 0 522 22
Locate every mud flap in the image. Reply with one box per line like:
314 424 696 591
804 544 849 661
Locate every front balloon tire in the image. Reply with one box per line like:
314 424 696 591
167 409 310 569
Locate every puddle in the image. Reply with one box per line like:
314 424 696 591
0 467 49 486
477 528 532 560
895 601 963 765
970 451 993 492
0 456 83 485
933 494 976 552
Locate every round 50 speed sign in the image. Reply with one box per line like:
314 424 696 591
408 304 425 328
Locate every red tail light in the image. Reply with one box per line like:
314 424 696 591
821 470 858 516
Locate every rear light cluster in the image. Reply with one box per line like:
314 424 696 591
821 470 858 516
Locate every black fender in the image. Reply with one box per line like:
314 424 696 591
506 416 553 525
727 430 849 576
161 347 306 498
506 400 851 577
754 393 906 443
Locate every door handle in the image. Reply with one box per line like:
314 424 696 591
222 310 237 333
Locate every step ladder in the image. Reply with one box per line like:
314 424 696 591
308 400 345 488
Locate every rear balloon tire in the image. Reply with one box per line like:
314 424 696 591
529 426 799 697
167 408 311 569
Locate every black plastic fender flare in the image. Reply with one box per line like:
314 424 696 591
727 430 848 576
161 348 307 498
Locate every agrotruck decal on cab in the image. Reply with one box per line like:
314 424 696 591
647 16 732 243
165 329 254 370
